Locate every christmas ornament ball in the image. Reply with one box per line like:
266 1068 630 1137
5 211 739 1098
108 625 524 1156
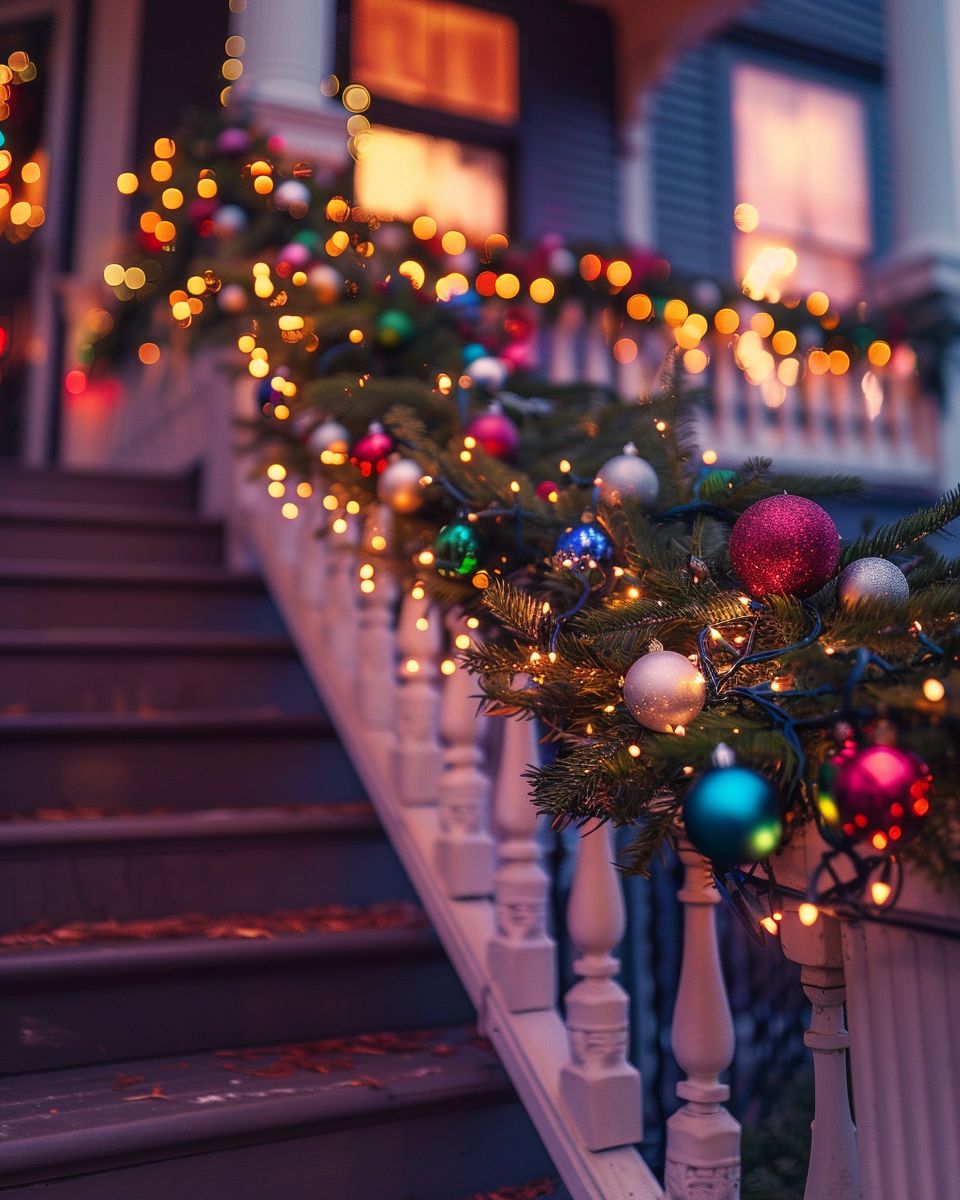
728 495 840 597
465 408 520 461
536 479 560 501
555 521 613 566
467 355 509 391
623 650 707 732
683 766 783 864
376 457 424 514
273 179 311 212
278 241 311 269
308 263 342 304
594 446 659 507
375 308 416 348
831 744 932 848
307 419 350 456
462 342 488 366
211 204 247 238
434 521 482 578
352 423 394 465
837 557 910 607
215 127 251 155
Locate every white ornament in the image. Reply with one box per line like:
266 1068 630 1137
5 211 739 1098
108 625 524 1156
467 356 510 390
308 419 350 455
273 179 311 213
837 557 910 607
594 443 660 507
308 263 342 303
217 283 247 314
377 457 425 514
211 204 247 238
623 650 706 732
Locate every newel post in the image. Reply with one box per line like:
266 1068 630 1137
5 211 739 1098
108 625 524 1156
665 839 741 1200
488 688 556 1011
435 612 495 897
779 910 860 1200
394 586 443 806
356 505 399 737
559 819 643 1151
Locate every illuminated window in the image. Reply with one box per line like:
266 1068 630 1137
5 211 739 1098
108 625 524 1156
352 0 518 124
733 64 871 304
355 126 507 239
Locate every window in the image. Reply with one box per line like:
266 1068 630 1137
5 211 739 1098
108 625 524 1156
355 126 507 237
352 0 518 124
732 63 871 305
351 0 516 237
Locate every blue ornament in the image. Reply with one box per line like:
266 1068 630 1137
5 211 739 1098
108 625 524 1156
256 378 276 404
462 342 488 366
683 764 783 865
555 522 613 566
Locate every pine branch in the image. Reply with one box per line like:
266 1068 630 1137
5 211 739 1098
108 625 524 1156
839 487 960 565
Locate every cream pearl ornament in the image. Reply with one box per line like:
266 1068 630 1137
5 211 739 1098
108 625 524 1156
837 557 910 607
308 419 350 456
376 457 425 514
623 650 707 732
594 443 660 508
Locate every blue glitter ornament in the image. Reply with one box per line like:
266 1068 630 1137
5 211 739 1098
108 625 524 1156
555 522 613 566
683 761 783 864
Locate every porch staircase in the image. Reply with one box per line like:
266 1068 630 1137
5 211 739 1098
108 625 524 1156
0 466 564 1199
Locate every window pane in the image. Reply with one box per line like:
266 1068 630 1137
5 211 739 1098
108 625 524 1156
355 126 508 237
353 0 518 124
733 63 870 304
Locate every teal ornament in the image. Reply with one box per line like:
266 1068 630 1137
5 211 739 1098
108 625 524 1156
376 308 416 348
555 522 613 566
462 342 487 366
434 522 482 578
696 468 738 500
683 763 783 864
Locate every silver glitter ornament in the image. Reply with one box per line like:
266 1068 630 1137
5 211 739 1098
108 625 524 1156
376 457 425 514
594 443 660 508
623 650 707 732
837 557 909 608
308 419 350 456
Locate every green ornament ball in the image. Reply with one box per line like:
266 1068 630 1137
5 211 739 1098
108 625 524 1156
699 468 738 499
682 764 783 865
434 521 481 578
376 308 417 348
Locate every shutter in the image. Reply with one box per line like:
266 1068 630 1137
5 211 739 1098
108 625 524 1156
517 0 619 244
735 0 886 67
650 42 730 279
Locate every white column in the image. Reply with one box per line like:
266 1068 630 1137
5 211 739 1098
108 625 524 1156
559 820 643 1151
665 841 741 1200
620 99 655 247
326 511 361 672
779 911 860 1200
488 695 557 1011
394 588 443 806
356 506 399 740
231 0 348 166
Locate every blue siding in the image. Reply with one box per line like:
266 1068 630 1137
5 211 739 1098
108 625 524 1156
517 1 620 243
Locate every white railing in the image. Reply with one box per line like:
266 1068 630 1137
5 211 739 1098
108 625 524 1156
540 301 941 490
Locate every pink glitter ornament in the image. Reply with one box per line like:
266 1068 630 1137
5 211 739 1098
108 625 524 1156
728 495 840 597
465 407 520 461
352 423 394 466
832 744 932 850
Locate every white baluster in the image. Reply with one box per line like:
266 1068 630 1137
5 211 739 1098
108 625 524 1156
435 613 495 897
584 311 614 387
548 301 584 384
326 510 361 673
394 587 443 806
274 504 302 570
779 910 860 1200
488 692 557 1011
559 819 643 1151
299 504 329 607
356 505 399 739
665 840 741 1200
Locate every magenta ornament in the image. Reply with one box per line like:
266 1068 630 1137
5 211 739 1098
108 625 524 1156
728 494 840 597
465 407 520 461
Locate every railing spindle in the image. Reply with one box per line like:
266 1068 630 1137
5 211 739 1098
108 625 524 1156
664 839 741 1200
356 505 399 739
435 612 495 897
559 819 643 1151
326 510 361 672
488 692 556 1011
394 586 443 806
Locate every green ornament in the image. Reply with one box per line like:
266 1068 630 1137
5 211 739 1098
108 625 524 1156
434 521 481 578
293 230 321 251
376 308 416 348
700 468 738 499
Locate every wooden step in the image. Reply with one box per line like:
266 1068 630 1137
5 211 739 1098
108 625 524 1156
0 466 197 511
0 712 362 816
0 805 413 929
0 629 322 714
0 1026 555 1199
0 910 472 1073
0 560 283 633
0 501 223 566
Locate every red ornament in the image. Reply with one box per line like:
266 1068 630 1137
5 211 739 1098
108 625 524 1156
465 408 520 461
728 495 840 597
832 744 932 850
536 480 560 500
352 423 394 469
